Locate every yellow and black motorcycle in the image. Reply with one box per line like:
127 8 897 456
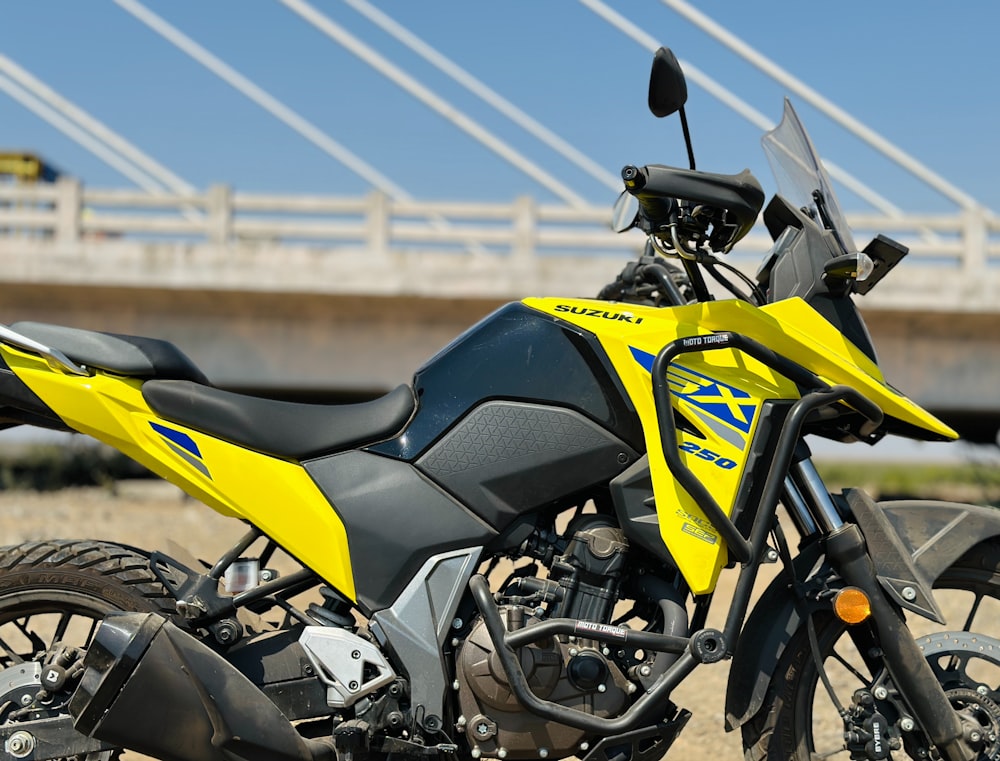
0 47 998 761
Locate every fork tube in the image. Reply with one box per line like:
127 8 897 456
781 475 818 539
826 524 972 761
788 458 843 532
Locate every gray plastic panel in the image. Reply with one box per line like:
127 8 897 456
370 548 481 731
305 450 495 613
417 401 637 528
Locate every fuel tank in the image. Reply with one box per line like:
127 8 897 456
370 302 644 461
366 303 643 531
309 304 643 610
317 303 640 522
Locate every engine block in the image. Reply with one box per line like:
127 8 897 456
455 606 630 760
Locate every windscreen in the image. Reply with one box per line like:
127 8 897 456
761 99 857 255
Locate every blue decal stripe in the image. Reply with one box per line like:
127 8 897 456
630 345 757 434
150 421 202 458
670 364 752 398
629 346 655 372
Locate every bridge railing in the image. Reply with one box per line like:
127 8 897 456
2 177 998 272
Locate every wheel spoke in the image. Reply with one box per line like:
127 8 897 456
0 633 26 664
829 643 870 686
962 592 983 633
84 617 99 648
52 611 72 644
14 616 48 654
931 595 988 674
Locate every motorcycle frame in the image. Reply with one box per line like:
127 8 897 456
461 329 877 732
459 324 997 761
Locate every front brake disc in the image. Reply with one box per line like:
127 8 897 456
918 631 1000 761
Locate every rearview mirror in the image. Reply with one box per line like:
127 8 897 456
611 191 639 233
648 47 688 118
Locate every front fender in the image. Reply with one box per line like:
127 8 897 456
724 539 821 731
725 499 1000 731
879 500 1000 581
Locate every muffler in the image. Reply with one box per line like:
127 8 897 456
69 612 333 761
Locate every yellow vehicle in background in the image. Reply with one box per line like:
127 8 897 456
0 151 59 183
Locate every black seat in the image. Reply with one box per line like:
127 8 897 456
142 380 416 460
12 321 209 384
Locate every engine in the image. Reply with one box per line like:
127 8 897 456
455 516 637 760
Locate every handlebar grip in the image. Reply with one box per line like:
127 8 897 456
622 165 675 227
621 165 644 190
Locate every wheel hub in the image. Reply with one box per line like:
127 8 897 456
0 655 114 760
946 688 1000 760
0 662 44 720
917 631 1000 761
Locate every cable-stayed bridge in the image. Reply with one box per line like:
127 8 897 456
1 1 999 443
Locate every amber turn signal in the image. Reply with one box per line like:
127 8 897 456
833 587 872 624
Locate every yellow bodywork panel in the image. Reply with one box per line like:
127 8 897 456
525 295 955 593
758 298 956 440
3 347 357 602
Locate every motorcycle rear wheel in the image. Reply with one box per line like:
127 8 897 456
742 539 1000 761
0 539 177 761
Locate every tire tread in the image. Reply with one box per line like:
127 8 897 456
0 539 176 615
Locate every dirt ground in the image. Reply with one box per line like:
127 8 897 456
0 479 760 760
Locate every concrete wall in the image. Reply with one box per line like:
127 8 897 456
0 283 501 393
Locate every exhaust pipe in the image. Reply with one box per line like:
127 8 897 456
69 612 333 761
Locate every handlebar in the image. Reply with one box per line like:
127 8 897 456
621 163 765 256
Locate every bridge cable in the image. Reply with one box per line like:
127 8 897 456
342 0 621 193
0 71 168 193
277 0 591 208
114 0 509 256
113 0 409 201
578 0 955 248
576 0 910 219
660 0 984 213
0 54 195 196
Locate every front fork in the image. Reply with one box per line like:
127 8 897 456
786 459 974 761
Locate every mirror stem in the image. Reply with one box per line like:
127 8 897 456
679 106 696 170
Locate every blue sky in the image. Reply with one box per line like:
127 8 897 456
2 1 999 214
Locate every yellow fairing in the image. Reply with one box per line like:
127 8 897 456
525 296 955 594
2 346 356 602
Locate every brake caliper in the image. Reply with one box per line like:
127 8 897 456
844 689 900 761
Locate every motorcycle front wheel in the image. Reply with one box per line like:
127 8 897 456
743 539 1000 761
0 539 177 760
